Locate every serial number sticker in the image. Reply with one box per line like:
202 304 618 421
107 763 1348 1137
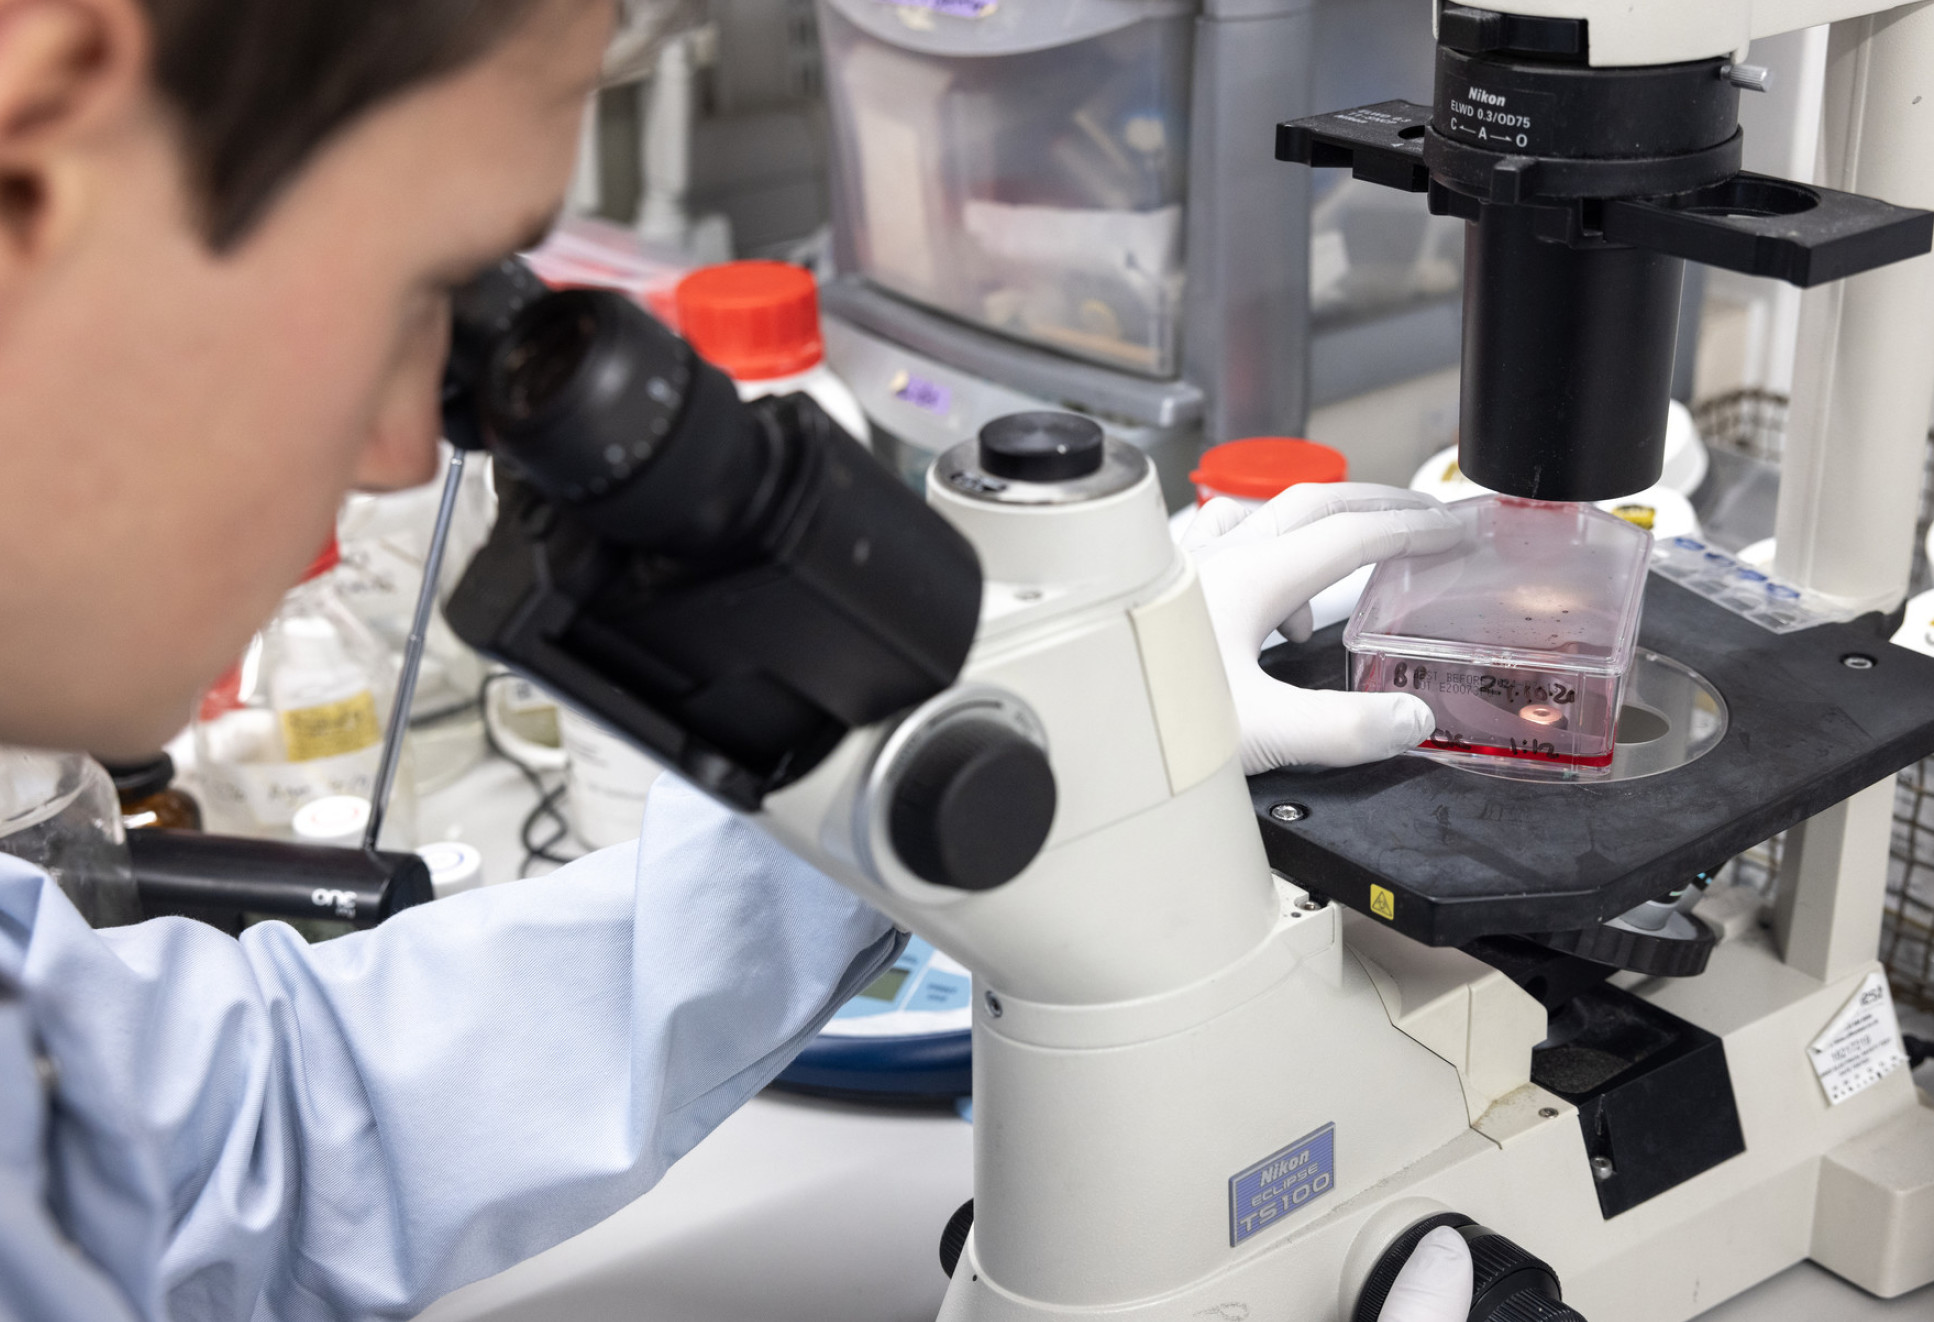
1370 885 1397 922
1809 970 1909 1106
1230 1124 1335 1246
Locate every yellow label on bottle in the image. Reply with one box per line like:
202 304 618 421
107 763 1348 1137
279 691 380 763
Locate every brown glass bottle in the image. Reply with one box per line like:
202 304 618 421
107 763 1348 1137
103 754 203 832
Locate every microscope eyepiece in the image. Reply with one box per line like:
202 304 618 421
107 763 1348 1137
495 298 599 423
481 289 698 517
442 266 984 806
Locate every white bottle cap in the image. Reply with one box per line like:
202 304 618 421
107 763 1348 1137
415 841 485 898
291 795 371 846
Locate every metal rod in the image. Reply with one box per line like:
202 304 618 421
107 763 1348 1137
365 449 470 852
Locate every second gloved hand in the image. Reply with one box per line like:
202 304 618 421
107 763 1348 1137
1185 483 1464 774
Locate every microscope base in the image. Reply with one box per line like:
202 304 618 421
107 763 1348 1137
937 910 1934 1320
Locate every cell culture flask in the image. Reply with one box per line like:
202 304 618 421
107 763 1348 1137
1345 495 1651 780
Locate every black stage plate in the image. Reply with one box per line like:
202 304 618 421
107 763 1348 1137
1248 576 1934 946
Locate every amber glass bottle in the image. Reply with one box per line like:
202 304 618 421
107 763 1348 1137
104 754 203 831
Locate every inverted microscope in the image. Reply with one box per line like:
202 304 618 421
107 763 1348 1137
430 4 1934 1318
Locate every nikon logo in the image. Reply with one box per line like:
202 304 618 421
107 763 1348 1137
1468 85 1506 106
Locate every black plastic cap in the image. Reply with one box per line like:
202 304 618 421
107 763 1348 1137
890 721 1056 892
102 754 175 802
979 412 1105 483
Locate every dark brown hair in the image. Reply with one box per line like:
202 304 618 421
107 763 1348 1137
142 0 547 249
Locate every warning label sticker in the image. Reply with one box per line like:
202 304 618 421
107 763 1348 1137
1808 970 1909 1106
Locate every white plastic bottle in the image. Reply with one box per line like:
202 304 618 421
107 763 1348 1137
194 540 415 846
673 260 871 445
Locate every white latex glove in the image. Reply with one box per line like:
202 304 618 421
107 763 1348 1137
1184 482 1464 773
1378 1227 1476 1322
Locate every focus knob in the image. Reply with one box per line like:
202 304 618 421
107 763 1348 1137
1354 1215 1587 1322
888 719 1056 891
978 412 1105 483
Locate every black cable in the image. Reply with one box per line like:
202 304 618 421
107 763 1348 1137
519 783 577 876
409 694 482 730
1905 1034 1933 1070
479 673 582 876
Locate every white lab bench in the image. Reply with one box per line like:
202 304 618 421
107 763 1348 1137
409 755 1934 1322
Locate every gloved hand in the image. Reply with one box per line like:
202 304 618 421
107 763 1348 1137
1184 483 1464 773
1378 1227 1476 1322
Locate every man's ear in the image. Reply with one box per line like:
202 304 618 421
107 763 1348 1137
0 0 147 263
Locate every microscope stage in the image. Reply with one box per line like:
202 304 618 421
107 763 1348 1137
1250 575 1934 945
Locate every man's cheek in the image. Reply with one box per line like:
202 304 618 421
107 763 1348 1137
352 316 451 490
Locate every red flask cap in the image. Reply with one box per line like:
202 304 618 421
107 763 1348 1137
1191 438 1348 503
675 261 825 381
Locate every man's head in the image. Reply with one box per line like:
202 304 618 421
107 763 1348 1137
0 0 617 758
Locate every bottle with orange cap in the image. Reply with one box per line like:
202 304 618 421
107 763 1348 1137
1180 437 1369 636
1189 436 1350 512
193 539 414 845
674 260 871 447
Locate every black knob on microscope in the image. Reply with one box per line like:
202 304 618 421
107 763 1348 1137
1354 1214 1588 1322
978 412 1105 483
889 719 1057 892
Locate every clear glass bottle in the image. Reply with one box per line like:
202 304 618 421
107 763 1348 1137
195 540 415 844
0 750 142 927
1345 495 1652 781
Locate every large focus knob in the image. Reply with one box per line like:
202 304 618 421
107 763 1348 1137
978 412 1105 483
888 719 1057 891
1354 1215 1587 1322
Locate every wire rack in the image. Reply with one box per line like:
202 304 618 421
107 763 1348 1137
1691 389 1934 1008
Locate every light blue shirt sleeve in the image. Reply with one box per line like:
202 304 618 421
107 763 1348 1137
0 774 899 1322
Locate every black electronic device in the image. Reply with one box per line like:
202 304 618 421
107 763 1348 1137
1276 3 1934 501
130 831 432 935
440 264 985 811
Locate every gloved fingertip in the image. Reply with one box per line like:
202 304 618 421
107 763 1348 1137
1394 693 1435 747
1353 693 1435 758
1408 1227 1474 1283
1377 1227 1474 1322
